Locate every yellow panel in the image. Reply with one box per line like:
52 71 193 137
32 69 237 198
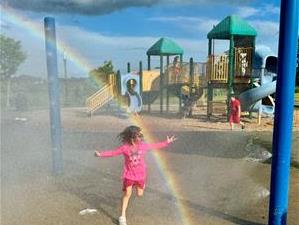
142 70 160 91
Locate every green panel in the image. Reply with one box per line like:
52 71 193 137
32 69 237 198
207 15 257 40
147 37 184 56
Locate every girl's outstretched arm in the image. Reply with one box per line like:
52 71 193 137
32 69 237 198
94 145 124 158
143 135 176 150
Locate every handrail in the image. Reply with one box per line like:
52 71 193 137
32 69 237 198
86 84 114 113
165 62 207 85
86 84 108 102
208 55 229 81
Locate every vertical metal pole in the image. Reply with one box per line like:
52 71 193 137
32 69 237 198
207 81 213 119
147 55 151 112
189 57 194 116
147 55 151 70
179 54 183 65
44 17 63 174
160 55 163 113
268 1 298 225
227 35 235 121
116 70 121 96
208 39 212 55
127 62 131 73
178 54 183 112
207 39 212 119
139 61 143 94
250 37 256 86
116 70 123 115
189 57 194 87
139 61 143 112
166 55 170 112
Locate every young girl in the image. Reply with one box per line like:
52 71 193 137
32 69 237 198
229 93 245 130
94 125 176 225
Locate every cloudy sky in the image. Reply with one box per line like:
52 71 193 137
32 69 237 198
0 0 283 78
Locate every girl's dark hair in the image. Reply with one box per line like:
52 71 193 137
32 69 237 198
118 125 143 145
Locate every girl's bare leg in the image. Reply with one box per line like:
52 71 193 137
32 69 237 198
121 186 132 218
136 187 144 197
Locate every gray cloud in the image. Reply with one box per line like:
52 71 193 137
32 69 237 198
1 0 159 15
2 0 252 15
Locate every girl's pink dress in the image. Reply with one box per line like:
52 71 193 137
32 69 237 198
100 141 169 181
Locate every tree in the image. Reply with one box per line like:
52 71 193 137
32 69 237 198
0 35 26 79
0 34 26 108
89 60 115 86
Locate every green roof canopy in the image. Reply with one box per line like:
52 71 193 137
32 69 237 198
207 15 257 40
147 37 184 56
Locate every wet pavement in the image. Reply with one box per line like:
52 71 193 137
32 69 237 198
1 108 298 225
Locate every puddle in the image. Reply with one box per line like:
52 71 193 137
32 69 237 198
244 137 272 162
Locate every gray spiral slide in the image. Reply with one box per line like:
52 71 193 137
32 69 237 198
238 81 276 112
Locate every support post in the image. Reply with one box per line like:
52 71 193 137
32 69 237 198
166 55 170 112
207 39 213 120
207 82 213 119
189 57 194 116
208 39 212 55
268 1 298 225
116 70 123 115
139 61 143 112
139 61 143 94
44 17 63 175
147 55 151 112
178 54 183 113
227 35 235 121
147 55 151 70
127 62 131 73
160 55 164 113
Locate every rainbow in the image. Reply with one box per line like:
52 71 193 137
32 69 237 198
131 116 193 225
1 6 194 225
1 6 95 77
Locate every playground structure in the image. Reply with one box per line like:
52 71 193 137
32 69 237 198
205 16 279 123
86 16 278 122
86 59 207 116
239 48 277 123
206 15 257 119
86 37 208 116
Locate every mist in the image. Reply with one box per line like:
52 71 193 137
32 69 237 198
1 1 298 225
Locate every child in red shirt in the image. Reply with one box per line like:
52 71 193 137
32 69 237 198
95 125 176 225
229 94 245 130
